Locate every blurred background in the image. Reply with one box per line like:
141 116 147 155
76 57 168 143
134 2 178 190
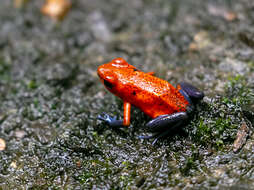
0 0 253 189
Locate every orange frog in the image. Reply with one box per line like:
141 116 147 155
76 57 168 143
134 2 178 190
97 58 204 144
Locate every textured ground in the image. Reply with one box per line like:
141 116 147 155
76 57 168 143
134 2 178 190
0 0 254 189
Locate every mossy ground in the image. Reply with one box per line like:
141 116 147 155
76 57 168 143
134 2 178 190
0 0 254 189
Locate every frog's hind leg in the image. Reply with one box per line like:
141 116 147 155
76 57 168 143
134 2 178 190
152 121 184 145
139 120 184 145
145 112 188 132
179 82 204 105
139 112 188 145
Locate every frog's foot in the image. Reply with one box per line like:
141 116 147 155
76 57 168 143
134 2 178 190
98 112 123 127
139 121 184 145
138 133 160 145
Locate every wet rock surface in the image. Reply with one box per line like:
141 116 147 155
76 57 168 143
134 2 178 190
0 0 254 189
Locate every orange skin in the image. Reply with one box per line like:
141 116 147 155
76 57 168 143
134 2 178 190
97 58 190 126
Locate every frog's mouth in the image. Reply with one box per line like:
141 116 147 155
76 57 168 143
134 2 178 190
103 79 114 89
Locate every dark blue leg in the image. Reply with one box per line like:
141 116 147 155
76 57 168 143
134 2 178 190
179 82 204 101
139 120 184 145
179 82 204 113
151 121 183 145
145 112 188 132
139 112 188 144
98 112 123 127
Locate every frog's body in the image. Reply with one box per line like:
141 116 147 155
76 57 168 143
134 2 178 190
97 58 204 144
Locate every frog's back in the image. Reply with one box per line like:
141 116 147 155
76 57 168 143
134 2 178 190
116 70 189 118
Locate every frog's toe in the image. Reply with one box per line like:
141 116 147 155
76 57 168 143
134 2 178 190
138 133 165 145
98 112 112 123
138 135 154 139
98 113 123 127
140 119 186 145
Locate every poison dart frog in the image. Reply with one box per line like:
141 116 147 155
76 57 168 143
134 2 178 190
97 58 204 144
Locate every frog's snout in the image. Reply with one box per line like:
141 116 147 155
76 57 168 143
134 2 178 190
97 65 105 80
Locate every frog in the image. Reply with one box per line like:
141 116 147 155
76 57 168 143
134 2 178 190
97 58 204 144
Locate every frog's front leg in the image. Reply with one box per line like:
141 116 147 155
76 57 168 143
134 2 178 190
98 113 123 127
123 102 131 126
98 101 131 127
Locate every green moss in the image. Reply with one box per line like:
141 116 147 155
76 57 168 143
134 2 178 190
78 172 93 184
27 80 37 90
190 75 253 150
226 75 254 107
180 152 199 176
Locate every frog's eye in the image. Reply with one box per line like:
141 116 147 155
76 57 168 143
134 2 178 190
133 68 140 72
111 58 130 68
104 79 114 89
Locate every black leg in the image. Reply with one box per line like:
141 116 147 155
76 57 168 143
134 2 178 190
151 121 183 145
179 82 204 100
139 120 184 145
145 112 188 132
138 112 188 144
98 112 123 127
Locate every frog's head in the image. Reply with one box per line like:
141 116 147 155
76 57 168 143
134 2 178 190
97 58 135 93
